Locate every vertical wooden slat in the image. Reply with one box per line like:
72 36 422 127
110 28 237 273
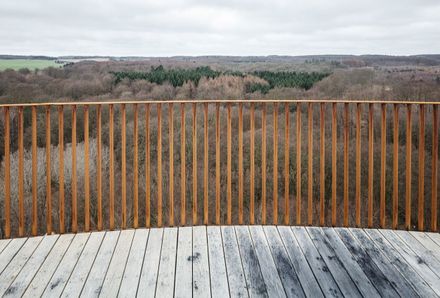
273 103 279 225
169 103 174 226
331 103 337 226
133 104 139 228
204 103 208 225
307 103 313 225
239 102 244 224
216 103 221 225
109 104 115 230
71 105 77 233
368 104 374 228
432 105 438 232
297 103 302 225
284 103 290 225
227 103 232 225
96 105 103 231
180 103 186 226
32 106 38 236
145 104 151 227
343 103 349 227
392 104 399 229
83 106 90 232
380 103 387 229
355 103 361 227
4 107 10 238
121 104 126 229
250 103 255 225
418 105 425 231
157 103 163 227
58 106 64 234
18 107 24 236
405 105 412 230
262 103 267 225
319 103 325 226
192 103 197 225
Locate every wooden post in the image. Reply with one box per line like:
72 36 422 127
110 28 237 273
58 106 64 234
133 104 139 228
284 103 290 225
4 107 10 238
32 106 38 236
418 105 425 231
180 103 186 226
71 105 77 233
405 105 412 230
84 106 90 232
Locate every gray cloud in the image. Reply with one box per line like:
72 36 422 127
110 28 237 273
0 0 439 56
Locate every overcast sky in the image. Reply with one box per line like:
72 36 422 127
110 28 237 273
1 0 439 56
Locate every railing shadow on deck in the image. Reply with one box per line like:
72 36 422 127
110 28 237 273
0 99 438 238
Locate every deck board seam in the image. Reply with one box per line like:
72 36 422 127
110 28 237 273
232 226 252 298
153 228 166 298
0 238 28 276
218 226 232 297
134 228 152 297
116 230 137 296
204 226 213 297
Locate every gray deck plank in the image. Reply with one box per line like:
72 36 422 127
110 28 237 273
207 226 229 298
0 238 27 275
0 239 11 254
221 226 249 298
306 228 362 298
118 229 150 297
4 235 58 297
249 226 287 298
192 226 211 298
277 226 323 298
263 226 304 298
0 236 44 296
348 228 419 297
428 233 440 247
312 227 378 298
137 228 164 298
410 231 440 262
23 234 75 297
156 227 178 298
174 227 193 298
335 228 399 297
43 233 90 296
61 231 105 298
363 229 437 297
291 227 342 298
80 231 120 297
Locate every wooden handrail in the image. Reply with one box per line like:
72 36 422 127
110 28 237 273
1 100 439 238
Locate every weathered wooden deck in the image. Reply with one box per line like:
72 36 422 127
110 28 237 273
0 226 440 297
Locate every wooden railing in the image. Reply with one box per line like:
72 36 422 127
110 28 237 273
0 100 438 238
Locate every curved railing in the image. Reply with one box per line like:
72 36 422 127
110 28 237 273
0 99 438 238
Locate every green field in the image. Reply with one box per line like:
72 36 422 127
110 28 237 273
0 59 64 71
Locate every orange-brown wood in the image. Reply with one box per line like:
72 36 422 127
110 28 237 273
180 103 186 225
145 103 151 227
405 105 412 230
418 105 425 231
58 106 65 234
169 103 174 226
250 103 255 225
18 107 24 236
239 103 244 224
204 103 208 224
319 103 325 226
216 103 221 225
227 103 232 224
109 104 115 230
121 104 127 229
368 104 374 228
432 105 438 232
355 103 361 227
296 103 302 225
71 105 77 233
83 106 90 232
32 106 38 236
332 103 337 226
157 103 163 227
192 103 197 225
307 103 313 225
284 103 290 225
392 104 399 229
96 105 103 230
273 103 279 225
133 104 139 228
4 107 10 238
380 104 386 229
343 103 349 227
262 103 267 224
